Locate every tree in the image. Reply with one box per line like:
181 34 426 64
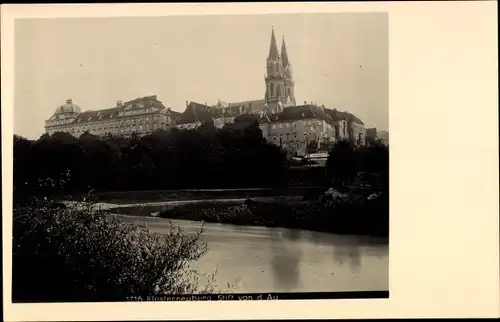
326 140 356 188
13 121 288 195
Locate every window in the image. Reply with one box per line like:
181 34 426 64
270 83 274 97
139 124 143 131
272 124 277 129
278 124 283 129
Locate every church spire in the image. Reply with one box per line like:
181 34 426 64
268 26 280 60
281 36 290 67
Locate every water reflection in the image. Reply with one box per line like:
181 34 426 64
117 214 389 293
268 229 303 291
333 245 362 273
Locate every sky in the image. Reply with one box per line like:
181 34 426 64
14 13 388 139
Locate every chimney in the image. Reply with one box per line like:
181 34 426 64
66 99 72 104
186 100 189 108
117 100 123 107
304 101 307 105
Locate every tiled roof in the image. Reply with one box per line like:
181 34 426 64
177 101 223 125
168 109 183 121
224 99 266 116
176 101 364 127
177 99 266 124
75 107 122 123
263 105 364 126
264 105 331 124
323 108 364 125
48 96 171 125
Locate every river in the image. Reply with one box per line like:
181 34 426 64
117 214 389 293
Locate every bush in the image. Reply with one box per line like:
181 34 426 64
12 196 216 302
159 192 389 237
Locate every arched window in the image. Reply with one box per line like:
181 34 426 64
270 83 274 97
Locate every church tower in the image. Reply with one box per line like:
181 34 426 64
264 27 295 114
281 36 296 107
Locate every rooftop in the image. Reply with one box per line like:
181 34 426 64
176 101 364 126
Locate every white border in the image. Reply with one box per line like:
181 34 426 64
2 2 499 320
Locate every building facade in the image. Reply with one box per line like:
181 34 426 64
175 27 366 153
45 96 178 137
45 27 367 150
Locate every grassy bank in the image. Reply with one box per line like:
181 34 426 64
64 187 326 205
158 191 389 237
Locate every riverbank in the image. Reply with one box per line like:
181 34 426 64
68 186 388 238
63 186 326 205
154 191 389 238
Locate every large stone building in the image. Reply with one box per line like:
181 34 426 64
45 27 367 152
45 95 179 137
175 27 366 153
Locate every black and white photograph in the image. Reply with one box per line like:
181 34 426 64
11 11 389 302
3 2 498 320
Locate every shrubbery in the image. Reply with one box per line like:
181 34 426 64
12 195 216 302
159 191 389 237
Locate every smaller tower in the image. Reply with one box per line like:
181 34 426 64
281 36 296 107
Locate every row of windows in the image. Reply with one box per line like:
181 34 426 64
86 122 163 131
57 122 170 136
121 108 160 116
51 113 170 125
73 116 170 129
270 132 315 140
48 119 72 125
270 119 321 130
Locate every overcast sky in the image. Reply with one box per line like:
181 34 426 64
14 13 388 139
